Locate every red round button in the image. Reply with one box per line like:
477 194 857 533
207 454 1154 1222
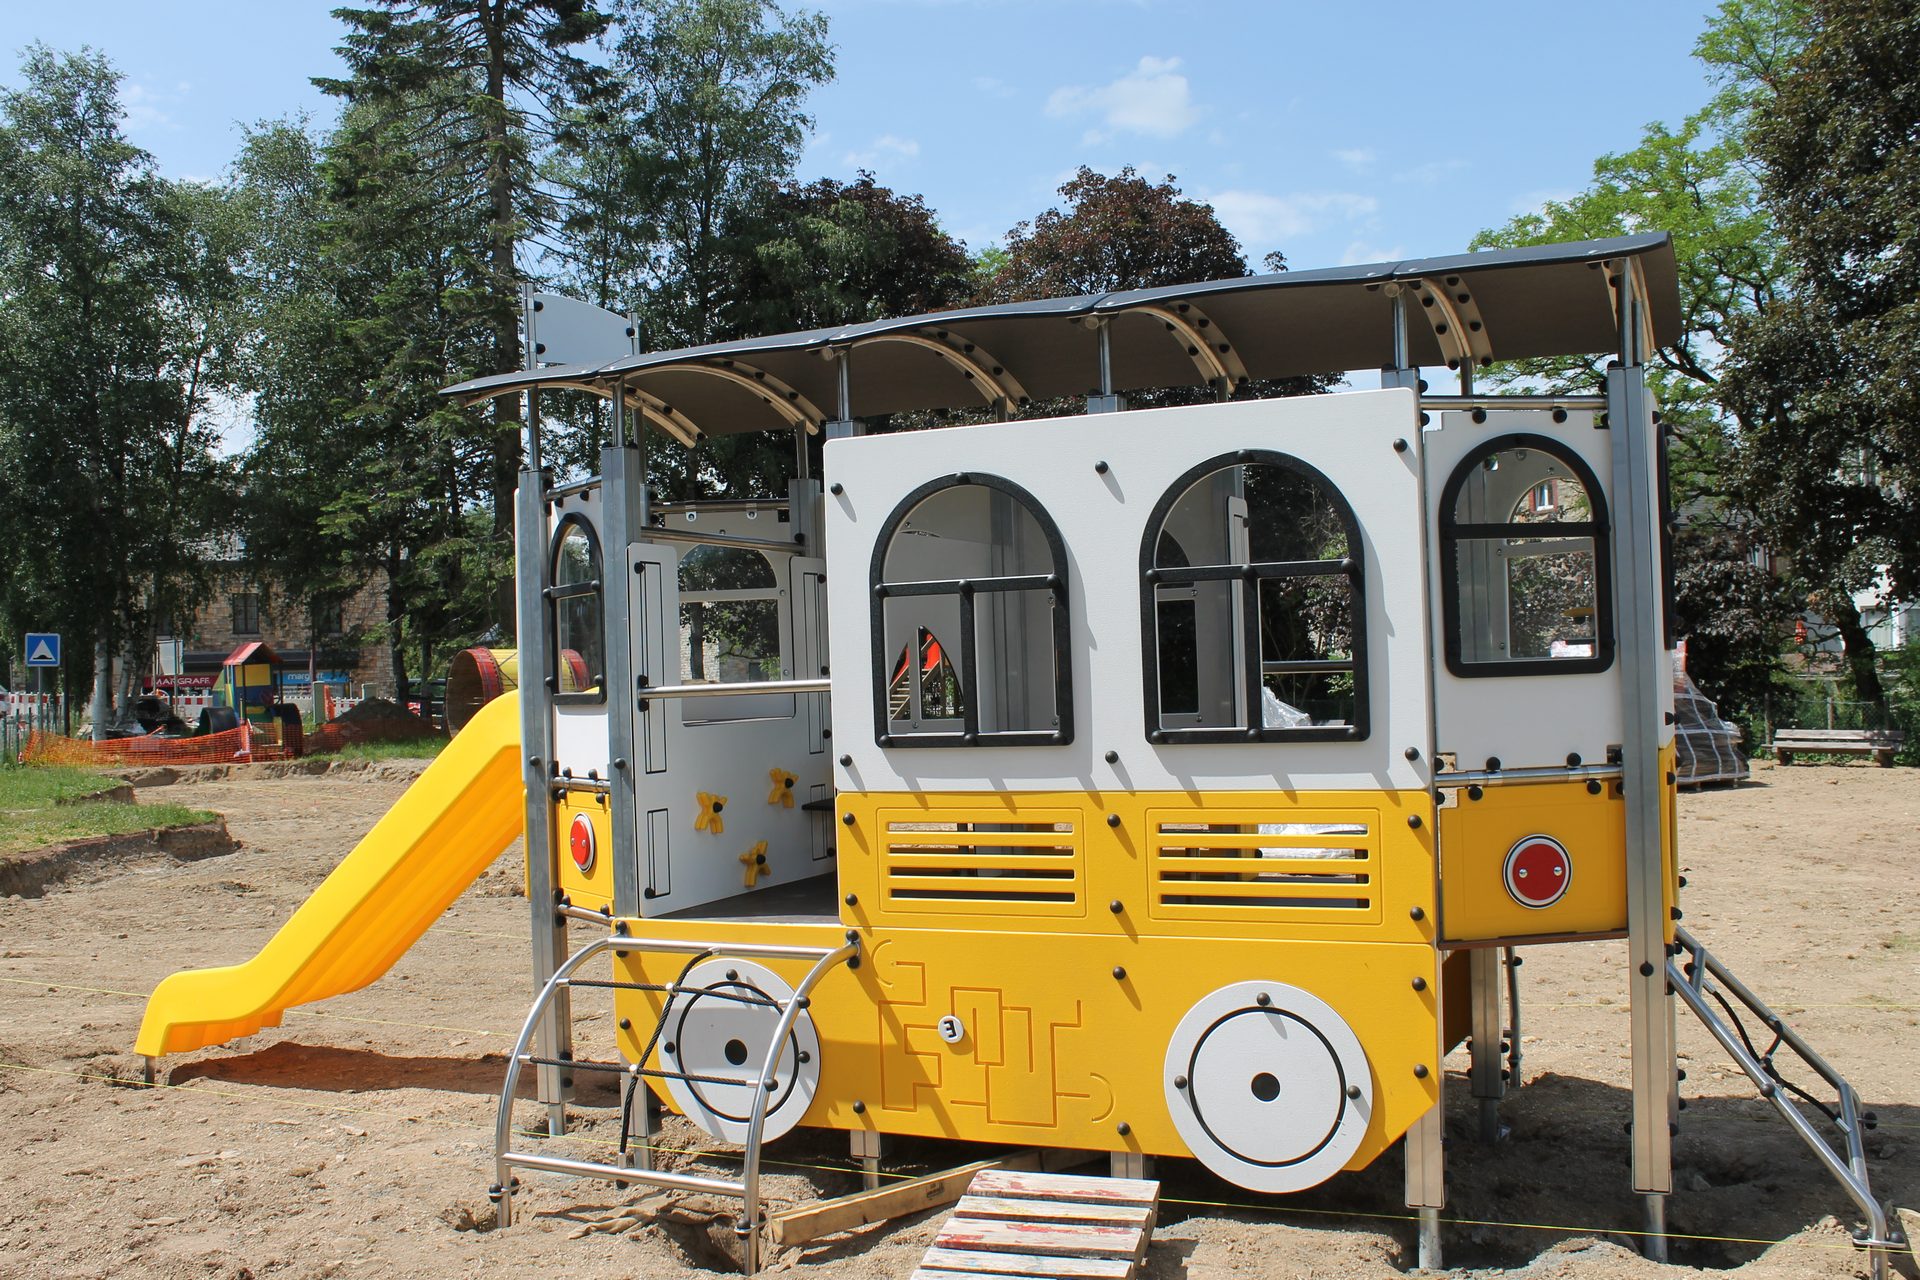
1503 835 1570 908
569 813 596 873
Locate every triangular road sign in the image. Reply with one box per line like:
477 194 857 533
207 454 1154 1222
25 633 60 666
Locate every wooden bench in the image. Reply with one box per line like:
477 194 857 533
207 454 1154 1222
1770 727 1904 767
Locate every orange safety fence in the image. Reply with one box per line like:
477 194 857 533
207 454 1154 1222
19 720 300 768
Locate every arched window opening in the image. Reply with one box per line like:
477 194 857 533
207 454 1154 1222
1142 452 1367 743
1441 436 1613 677
871 476 1072 747
550 517 605 702
677 543 790 723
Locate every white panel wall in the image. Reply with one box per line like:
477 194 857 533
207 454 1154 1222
823 390 1435 794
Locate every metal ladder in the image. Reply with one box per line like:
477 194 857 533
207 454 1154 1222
491 928 860 1273
1667 925 1906 1279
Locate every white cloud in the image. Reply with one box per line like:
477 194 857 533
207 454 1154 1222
1394 158 1468 185
1339 240 1405 266
1206 189 1379 245
841 134 921 169
121 79 184 132
1046 55 1202 140
1331 147 1376 173
971 75 1016 99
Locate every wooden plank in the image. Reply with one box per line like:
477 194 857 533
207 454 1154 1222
765 1147 1095 1247
968 1168 1159 1206
934 1216 1141 1259
920 1246 1135 1278
952 1195 1151 1229
766 1156 1008 1247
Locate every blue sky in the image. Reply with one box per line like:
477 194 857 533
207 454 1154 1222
14 0 1724 273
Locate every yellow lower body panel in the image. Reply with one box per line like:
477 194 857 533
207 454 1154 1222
613 921 1439 1175
607 787 1443 1184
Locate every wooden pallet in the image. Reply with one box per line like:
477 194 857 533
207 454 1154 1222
912 1168 1160 1280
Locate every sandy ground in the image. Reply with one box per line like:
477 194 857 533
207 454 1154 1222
0 761 1915 1279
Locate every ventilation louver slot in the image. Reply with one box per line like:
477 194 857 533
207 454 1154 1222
880 813 1082 917
1150 809 1380 924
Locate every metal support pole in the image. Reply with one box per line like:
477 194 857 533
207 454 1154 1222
1504 946 1524 1089
1381 287 1421 393
602 437 644 919
1109 1151 1151 1181
1469 947 1506 1142
851 1129 882 1191
515 393 570 1136
824 348 863 439
1404 1102 1444 1270
621 1082 654 1175
1086 320 1128 413
1417 1207 1442 1272
1608 257 1674 1259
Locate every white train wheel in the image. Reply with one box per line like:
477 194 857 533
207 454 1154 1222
1164 981 1373 1192
657 958 821 1144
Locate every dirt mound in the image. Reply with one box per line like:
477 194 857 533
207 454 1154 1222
311 698 443 755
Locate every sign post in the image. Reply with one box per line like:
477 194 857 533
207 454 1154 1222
24 632 60 738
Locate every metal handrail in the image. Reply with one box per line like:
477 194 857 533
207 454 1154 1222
1438 763 1622 789
639 677 831 701
641 524 803 557
1421 394 1608 412
490 927 859 1273
1667 925 1901 1277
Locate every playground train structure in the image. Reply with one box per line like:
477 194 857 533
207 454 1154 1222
136 233 1902 1275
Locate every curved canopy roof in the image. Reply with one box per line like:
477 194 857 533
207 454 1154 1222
443 233 1680 444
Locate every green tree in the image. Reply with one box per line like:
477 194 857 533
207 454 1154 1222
983 166 1247 302
321 1 610 587
1469 0 1813 720
725 171 974 336
981 167 1332 409
235 101 502 704
0 46 237 734
1720 0 1920 705
597 0 832 346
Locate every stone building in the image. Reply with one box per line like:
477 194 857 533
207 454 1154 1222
157 568 396 700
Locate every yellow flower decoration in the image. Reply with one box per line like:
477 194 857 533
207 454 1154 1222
695 792 726 834
739 841 770 887
767 768 797 807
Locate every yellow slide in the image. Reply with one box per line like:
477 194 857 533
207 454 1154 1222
135 692 524 1059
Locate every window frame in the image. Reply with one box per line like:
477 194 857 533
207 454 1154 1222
676 543 793 724
869 472 1074 749
1138 449 1371 746
548 513 607 707
230 592 261 637
1438 432 1614 679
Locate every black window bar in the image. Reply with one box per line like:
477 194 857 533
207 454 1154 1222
1140 449 1370 745
1438 432 1614 679
869 473 1073 748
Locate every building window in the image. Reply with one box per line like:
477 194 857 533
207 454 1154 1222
550 517 605 703
313 599 344 638
230 592 261 636
678 543 790 724
1141 451 1367 744
870 474 1071 747
1440 435 1613 677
